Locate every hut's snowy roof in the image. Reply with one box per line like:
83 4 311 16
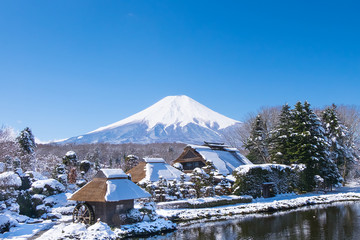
139 158 188 183
144 158 166 163
69 169 150 202
105 179 151 201
97 169 128 179
188 144 253 175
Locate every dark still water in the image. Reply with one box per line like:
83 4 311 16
136 201 360 240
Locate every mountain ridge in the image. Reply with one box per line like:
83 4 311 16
58 95 241 144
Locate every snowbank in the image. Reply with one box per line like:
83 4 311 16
0 172 22 189
157 192 360 222
40 218 176 239
157 195 252 209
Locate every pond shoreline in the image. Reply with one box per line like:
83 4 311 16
157 191 360 222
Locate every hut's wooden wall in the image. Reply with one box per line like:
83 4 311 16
88 200 134 226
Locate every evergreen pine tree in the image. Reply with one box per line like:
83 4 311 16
16 127 36 154
16 127 36 170
179 173 189 199
290 101 340 191
322 104 356 181
245 114 269 163
269 104 293 164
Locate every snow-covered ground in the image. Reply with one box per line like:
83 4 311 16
39 218 176 240
2 183 360 239
157 184 360 222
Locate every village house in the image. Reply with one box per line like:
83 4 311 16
127 157 189 184
173 142 253 175
68 169 150 226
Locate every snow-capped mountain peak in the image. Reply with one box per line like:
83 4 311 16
89 95 239 133
60 95 241 144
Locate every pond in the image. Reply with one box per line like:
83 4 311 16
134 201 360 240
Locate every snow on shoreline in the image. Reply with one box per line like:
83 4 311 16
39 218 176 240
2 185 360 239
157 191 360 222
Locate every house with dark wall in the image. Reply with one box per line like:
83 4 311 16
173 142 253 175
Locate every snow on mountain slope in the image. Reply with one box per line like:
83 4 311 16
59 95 241 144
90 95 238 133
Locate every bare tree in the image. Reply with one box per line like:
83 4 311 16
336 105 360 148
223 106 281 154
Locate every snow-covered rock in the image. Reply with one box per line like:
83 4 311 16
25 171 48 182
0 172 22 189
31 179 65 196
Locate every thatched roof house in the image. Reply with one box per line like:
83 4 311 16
127 158 188 184
173 142 253 175
69 169 150 202
126 162 147 183
69 169 150 226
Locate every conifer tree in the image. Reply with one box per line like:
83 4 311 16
179 173 189 199
290 101 340 191
245 114 269 163
16 127 36 170
322 104 356 181
16 127 36 154
269 104 293 164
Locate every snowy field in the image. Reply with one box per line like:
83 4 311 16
1 183 360 239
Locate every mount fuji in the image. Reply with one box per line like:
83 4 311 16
59 95 241 144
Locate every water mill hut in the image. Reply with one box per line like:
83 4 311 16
68 168 151 226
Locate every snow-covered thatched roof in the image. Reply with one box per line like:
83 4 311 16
68 169 150 202
187 144 253 175
127 158 188 184
95 169 128 179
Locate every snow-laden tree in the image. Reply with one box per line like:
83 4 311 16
16 127 36 155
322 104 358 181
269 104 293 164
124 155 139 172
62 151 78 184
16 127 36 171
62 151 78 166
244 114 269 163
190 168 208 198
290 101 341 191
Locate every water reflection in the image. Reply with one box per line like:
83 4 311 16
134 202 360 240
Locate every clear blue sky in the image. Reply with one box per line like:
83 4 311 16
1 0 359 142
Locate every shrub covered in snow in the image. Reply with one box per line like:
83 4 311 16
80 160 91 173
25 171 48 182
0 215 16 234
0 171 22 190
31 179 65 196
0 162 5 173
126 208 142 223
232 164 298 198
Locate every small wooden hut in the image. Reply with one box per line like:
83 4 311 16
68 169 151 226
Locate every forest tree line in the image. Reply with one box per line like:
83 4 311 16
225 102 360 191
1 102 359 190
